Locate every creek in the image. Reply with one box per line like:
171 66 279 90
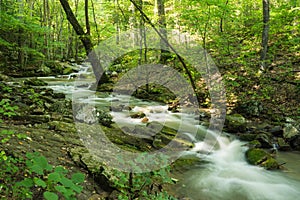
39 63 300 200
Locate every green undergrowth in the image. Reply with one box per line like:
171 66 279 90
0 99 85 200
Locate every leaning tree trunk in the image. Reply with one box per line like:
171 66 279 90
59 0 108 83
260 0 270 71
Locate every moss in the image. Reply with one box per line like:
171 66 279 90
245 148 279 170
130 112 146 119
238 133 257 141
246 148 268 165
225 113 247 133
261 157 279 170
248 140 262 148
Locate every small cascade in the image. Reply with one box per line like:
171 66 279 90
41 62 95 98
176 133 300 200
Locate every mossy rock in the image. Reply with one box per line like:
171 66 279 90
38 64 52 75
245 148 279 170
68 147 113 192
248 140 262 148
225 113 246 133
63 66 74 75
0 73 10 81
130 112 146 119
255 133 273 148
24 78 48 86
277 137 291 151
48 121 76 133
238 133 257 141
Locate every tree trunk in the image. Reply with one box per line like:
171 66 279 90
59 0 108 83
17 27 24 68
85 0 90 35
260 0 270 71
156 0 168 63
219 0 229 33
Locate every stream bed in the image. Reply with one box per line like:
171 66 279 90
39 66 300 200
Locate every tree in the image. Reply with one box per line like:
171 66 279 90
260 0 270 71
59 0 108 83
156 0 168 62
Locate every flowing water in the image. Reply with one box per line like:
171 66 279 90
39 64 300 200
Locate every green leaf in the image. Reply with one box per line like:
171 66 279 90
71 173 85 184
54 166 68 174
34 178 47 188
16 178 34 188
31 164 44 175
34 156 49 169
43 191 58 200
48 172 61 182
72 185 83 193
60 177 75 188
54 185 67 194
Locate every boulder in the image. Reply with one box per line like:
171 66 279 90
283 124 299 139
225 113 247 133
168 100 180 113
141 117 149 123
255 133 273 148
24 78 48 86
68 147 113 192
248 140 262 148
238 133 257 141
0 73 10 81
269 126 283 137
48 121 76 133
96 109 113 127
289 135 300 150
38 63 52 75
245 148 279 170
277 138 291 151
130 112 146 119
63 66 74 75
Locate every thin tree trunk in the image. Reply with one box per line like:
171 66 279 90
59 0 108 83
156 0 168 63
219 0 229 33
17 27 24 68
18 0 24 68
91 0 100 44
85 0 90 35
260 0 270 71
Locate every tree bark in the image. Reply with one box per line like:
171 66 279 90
219 0 229 33
59 0 108 83
260 0 270 71
156 0 168 63
85 0 90 35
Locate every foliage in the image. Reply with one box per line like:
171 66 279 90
0 150 85 199
105 154 177 200
96 109 114 127
0 103 85 199
0 99 18 122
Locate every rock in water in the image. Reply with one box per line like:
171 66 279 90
141 117 149 123
283 124 299 139
245 148 279 170
130 112 146 119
